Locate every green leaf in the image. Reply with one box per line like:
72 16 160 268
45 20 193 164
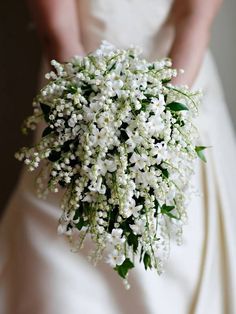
42 126 53 137
67 84 78 94
108 62 116 71
76 217 89 230
127 232 139 253
119 216 133 234
48 150 61 162
143 252 152 270
120 129 129 142
154 199 159 208
76 218 84 230
82 202 92 215
148 65 155 70
139 246 144 263
161 204 179 219
143 93 154 99
62 140 74 153
73 208 82 221
108 206 119 233
82 84 92 98
165 212 179 219
161 168 169 178
40 103 51 122
162 78 171 84
141 100 150 111
195 146 207 163
58 180 66 188
161 204 175 213
166 102 189 111
154 199 159 217
114 258 134 279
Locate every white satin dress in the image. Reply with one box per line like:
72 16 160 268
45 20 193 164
1 1 236 313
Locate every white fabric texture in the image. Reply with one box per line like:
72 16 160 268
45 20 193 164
1 0 236 313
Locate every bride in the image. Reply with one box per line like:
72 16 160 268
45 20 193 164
1 0 236 313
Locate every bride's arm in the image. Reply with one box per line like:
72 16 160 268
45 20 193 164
27 0 85 63
167 0 223 86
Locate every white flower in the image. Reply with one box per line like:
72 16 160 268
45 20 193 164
104 159 117 172
122 198 143 218
130 219 146 235
81 192 98 203
106 250 125 267
68 114 77 128
125 132 143 153
96 111 114 128
89 127 107 147
130 152 149 170
155 143 168 164
107 228 125 245
146 115 164 135
132 204 143 218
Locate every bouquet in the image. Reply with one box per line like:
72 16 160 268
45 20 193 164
16 41 206 288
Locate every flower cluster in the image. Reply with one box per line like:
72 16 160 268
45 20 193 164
16 41 205 287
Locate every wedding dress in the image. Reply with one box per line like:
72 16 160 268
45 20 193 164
1 0 236 313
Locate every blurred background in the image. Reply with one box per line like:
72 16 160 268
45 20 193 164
0 0 236 215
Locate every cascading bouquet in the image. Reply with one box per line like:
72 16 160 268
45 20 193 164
16 41 206 288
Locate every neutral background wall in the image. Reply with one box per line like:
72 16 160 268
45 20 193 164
0 1 41 215
0 0 236 214
210 0 236 126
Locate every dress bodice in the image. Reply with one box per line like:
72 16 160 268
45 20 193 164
77 0 174 59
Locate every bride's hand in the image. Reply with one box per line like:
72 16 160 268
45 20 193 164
27 0 85 64
167 0 223 87
45 40 86 64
